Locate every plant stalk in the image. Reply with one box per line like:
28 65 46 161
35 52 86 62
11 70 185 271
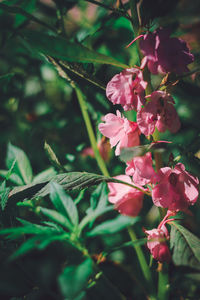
75 87 109 177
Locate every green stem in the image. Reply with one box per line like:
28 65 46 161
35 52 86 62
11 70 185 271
158 263 169 300
75 87 109 177
128 227 156 299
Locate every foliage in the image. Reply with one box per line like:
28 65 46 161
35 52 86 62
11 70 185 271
0 0 200 299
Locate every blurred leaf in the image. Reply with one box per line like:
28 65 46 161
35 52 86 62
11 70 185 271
22 31 129 68
14 0 37 27
50 182 79 226
87 215 140 237
74 189 85 205
58 257 94 300
120 145 150 163
0 73 15 92
39 207 73 231
170 222 200 270
0 3 55 31
6 143 33 185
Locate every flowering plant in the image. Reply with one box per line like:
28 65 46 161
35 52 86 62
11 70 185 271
0 1 200 299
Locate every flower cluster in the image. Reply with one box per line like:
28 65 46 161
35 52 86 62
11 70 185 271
98 27 199 263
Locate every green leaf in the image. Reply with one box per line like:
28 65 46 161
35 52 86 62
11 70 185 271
8 172 144 202
0 3 55 32
120 145 150 162
39 207 73 231
10 233 70 260
44 141 66 172
6 143 33 185
0 170 24 185
0 73 15 92
33 167 57 183
170 222 200 270
50 182 79 226
87 215 140 237
89 182 108 212
0 181 10 210
22 31 129 69
58 257 94 299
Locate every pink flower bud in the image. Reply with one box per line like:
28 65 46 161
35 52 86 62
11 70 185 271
98 111 140 156
108 175 144 217
106 68 147 111
145 225 171 263
137 91 181 136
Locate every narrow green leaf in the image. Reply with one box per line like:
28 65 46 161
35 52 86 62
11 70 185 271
87 215 140 237
50 182 79 226
170 222 200 270
39 207 73 231
89 182 108 211
44 141 66 172
0 181 10 210
6 143 33 184
58 257 94 299
22 31 129 69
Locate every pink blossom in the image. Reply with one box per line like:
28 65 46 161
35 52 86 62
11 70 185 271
140 28 194 74
137 91 181 136
145 225 171 263
152 163 199 211
98 111 140 156
126 152 156 186
106 68 147 111
108 175 144 216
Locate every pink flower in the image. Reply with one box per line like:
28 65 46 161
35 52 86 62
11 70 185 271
140 28 194 74
152 163 199 211
137 91 181 136
145 225 171 263
98 111 140 156
106 68 147 111
108 175 144 216
126 152 156 186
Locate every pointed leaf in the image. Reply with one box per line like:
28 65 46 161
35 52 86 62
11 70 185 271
23 31 129 69
87 215 140 237
170 222 200 270
6 143 33 184
39 207 73 231
50 182 79 226
58 258 94 299
8 172 144 202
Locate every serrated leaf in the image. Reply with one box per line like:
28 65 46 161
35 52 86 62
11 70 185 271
8 172 144 202
58 257 94 299
50 182 79 226
22 31 128 69
170 222 200 270
39 207 73 231
87 215 140 237
6 143 33 184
